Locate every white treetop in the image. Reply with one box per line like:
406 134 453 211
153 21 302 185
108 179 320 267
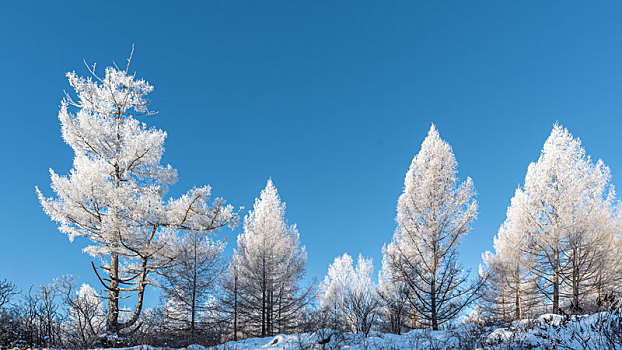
319 253 355 314
319 254 374 313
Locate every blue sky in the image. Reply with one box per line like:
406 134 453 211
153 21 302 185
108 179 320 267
2 1 622 309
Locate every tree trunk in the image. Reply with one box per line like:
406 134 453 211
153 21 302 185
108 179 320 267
430 276 438 330
191 237 198 335
572 247 580 312
261 260 266 337
107 116 122 336
106 252 120 334
553 251 560 314
501 292 507 322
119 257 149 330
233 268 238 341
515 265 522 320
515 286 522 320
430 245 439 330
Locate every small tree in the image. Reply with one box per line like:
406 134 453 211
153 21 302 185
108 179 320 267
0 278 18 347
159 232 226 344
341 256 379 335
319 253 355 331
36 284 61 347
230 179 313 337
220 261 241 341
479 188 541 322
377 252 412 334
56 277 106 348
320 253 379 334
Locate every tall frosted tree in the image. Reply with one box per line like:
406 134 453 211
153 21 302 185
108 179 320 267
230 179 312 337
36 53 238 338
479 124 622 318
383 125 478 330
521 124 618 313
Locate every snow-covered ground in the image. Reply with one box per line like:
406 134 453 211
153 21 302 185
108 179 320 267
482 312 622 349
209 330 461 350
209 312 622 349
106 310 622 349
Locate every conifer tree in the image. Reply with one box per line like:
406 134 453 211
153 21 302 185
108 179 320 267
383 125 479 330
480 124 622 317
521 124 617 313
160 233 225 340
230 179 312 337
480 189 540 321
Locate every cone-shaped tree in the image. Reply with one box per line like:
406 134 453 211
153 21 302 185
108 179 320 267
521 124 617 314
231 179 312 337
383 125 478 330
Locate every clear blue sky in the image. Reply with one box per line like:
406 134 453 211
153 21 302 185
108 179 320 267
1 1 622 309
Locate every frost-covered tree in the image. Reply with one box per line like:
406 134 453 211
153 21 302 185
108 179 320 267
479 189 541 321
320 253 379 334
343 255 379 335
383 125 479 330
220 261 240 341
480 124 622 317
159 233 225 340
319 253 355 331
230 179 312 337
56 277 106 348
592 213 622 308
521 124 617 313
377 251 413 334
37 52 238 338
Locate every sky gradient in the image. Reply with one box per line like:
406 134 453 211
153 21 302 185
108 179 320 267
2 1 622 308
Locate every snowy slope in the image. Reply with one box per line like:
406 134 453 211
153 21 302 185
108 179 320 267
483 312 622 349
106 310 622 349
208 311 622 349
209 330 462 350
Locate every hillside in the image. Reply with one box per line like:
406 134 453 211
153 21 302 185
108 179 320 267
111 309 622 349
